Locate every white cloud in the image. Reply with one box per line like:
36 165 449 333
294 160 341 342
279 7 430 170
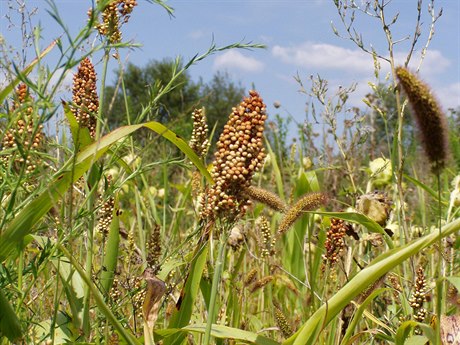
272 41 451 80
436 82 460 110
394 50 451 77
272 42 372 74
188 30 206 40
213 50 264 73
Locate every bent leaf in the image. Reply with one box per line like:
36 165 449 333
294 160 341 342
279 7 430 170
284 216 460 345
0 290 22 341
0 122 211 260
0 40 57 104
156 324 279 345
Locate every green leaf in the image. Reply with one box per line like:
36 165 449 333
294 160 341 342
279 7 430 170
0 290 22 341
446 276 460 291
308 211 394 249
62 101 93 150
403 174 448 206
100 196 121 295
0 40 56 104
340 288 388 345
0 122 211 260
156 324 279 345
163 243 209 345
143 121 212 183
283 216 460 345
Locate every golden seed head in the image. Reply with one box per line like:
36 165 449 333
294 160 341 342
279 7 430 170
244 186 287 212
189 107 209 158
278 192 328 234
274 306 293 338
249 276 274 293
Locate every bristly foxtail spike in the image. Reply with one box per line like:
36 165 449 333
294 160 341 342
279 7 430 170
278 192 328 235
395 66 449 173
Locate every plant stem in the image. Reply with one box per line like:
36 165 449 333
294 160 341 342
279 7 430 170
204 230 228 345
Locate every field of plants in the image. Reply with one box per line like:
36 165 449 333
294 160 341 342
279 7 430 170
1 0 460 344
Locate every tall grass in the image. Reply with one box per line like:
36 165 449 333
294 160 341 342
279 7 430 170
0 1 459 345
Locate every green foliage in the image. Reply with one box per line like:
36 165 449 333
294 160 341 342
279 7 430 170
0 1 458 345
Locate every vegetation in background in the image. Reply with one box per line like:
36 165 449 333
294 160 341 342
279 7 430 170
0 0 460 345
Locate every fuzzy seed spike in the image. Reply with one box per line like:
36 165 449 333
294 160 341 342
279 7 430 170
395 66 449 173
278 192 327 234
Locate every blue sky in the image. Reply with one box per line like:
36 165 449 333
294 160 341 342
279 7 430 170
1 0 459 131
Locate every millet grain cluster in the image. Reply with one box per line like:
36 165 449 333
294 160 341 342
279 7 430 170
202 90 267 221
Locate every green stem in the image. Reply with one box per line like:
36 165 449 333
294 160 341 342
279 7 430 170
58 244 141 345
204 231 228 345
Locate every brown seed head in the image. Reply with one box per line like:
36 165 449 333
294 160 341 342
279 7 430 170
72 58 99 138
395 66 449 173
203 90 267 221
244 186 287 212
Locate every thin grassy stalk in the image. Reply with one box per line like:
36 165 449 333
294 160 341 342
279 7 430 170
204 229 229 344
58 244 141 345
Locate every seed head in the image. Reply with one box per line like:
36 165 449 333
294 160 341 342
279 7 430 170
278 193 327 234
274 306 293 338
322 217 348 267
244 186 287 212
202 90 267 221
189 107 209 159
396 67 449 173
72 58 99 138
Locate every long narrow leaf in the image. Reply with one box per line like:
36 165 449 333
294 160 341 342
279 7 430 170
284 216 460 345
156 324 279 345
163 243 209 345
0 290 22 341
0 122 211 260
0 40 57 104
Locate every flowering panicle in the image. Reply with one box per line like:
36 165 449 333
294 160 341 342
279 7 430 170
258 216 276 258
249 276 274 293
202 90 267 221
1 84 44 175
91 0 137 44
395 67 449 173
409 266 428 324
278 192 327 234
322 217 348 267
97 196 115 234
274 306 293 338
189 107 209 158
72 58 99 138
146 224 162 273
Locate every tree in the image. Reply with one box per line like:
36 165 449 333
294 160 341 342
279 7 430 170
200 71 245 143
103 60 245 146
104 59 202 136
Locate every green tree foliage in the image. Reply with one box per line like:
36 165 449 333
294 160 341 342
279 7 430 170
200 71 245 143
103 59 245 144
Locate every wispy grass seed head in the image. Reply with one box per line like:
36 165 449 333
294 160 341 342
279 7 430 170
395 66 449 173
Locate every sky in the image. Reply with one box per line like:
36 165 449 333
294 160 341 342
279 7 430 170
1 0 459 135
